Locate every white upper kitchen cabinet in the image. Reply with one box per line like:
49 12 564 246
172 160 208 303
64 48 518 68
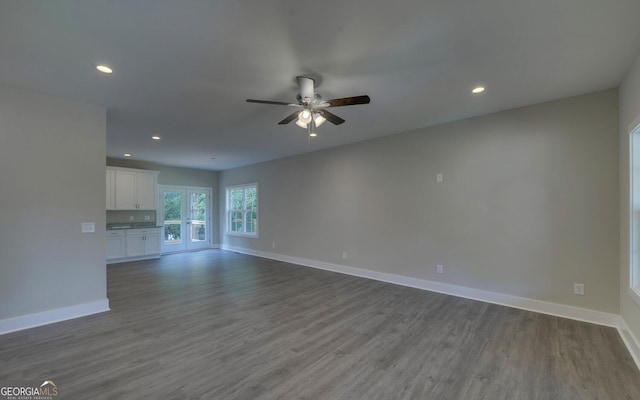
135 171 157 209
114 169 137 209
107 167 159 210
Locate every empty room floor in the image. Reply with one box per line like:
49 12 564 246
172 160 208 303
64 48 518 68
1 250 639 399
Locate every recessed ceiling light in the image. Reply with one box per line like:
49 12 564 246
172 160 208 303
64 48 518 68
96 65 113 74
123 153 131 157
309 133 317 137
472 86 485 94
151 136 161 140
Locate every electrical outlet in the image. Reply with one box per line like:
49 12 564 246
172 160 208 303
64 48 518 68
436 264 444 274
436 173 443 183
129 216 134 221
272 242 276 248
342 251 347 259
574 283 585 296
144 215 150 221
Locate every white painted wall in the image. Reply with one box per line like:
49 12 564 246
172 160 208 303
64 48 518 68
220 89 619 313
0 84 108 328
620 52 640 349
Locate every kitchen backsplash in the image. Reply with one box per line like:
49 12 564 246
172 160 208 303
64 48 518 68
107 210 157 224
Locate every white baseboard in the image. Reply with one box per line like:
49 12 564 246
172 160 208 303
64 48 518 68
0 299 110 335
222 245 620 327
107 254 160 264
617 317 640 370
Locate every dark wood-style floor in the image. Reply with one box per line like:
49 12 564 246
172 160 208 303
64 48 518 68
1 250 639 399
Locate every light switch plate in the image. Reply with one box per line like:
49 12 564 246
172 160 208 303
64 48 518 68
81 222 95 233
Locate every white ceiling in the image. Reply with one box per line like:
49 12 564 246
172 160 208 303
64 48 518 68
1 0 640 171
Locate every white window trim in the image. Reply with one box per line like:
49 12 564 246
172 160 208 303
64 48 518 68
629 121 640 307
225 182 259 238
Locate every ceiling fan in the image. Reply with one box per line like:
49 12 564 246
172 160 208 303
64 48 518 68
246 76 370 136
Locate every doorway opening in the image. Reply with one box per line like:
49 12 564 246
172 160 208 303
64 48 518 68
159 185 212 253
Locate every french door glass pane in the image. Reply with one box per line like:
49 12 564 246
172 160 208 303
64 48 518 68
163 191 182 243
190 192 207 242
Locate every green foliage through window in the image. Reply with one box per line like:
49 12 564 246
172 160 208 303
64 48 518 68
227 184 258 236
164 192 182 242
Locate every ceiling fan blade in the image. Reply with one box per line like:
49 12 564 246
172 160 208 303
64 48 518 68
323 95 370 107
247 99 299 106
278 111 300 125
319 109 345 125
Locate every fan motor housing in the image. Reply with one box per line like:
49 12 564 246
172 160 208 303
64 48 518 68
296 76 315 103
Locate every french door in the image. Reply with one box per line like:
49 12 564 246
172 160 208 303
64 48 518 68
159 185 212 253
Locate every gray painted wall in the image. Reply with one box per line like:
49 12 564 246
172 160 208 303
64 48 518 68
220 89 619 313
107 158 219 244
620 52 640 344
0 84 107 320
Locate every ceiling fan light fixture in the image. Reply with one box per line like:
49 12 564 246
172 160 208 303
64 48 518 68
298 109 312 124
313 113 326 127
247 76 370 134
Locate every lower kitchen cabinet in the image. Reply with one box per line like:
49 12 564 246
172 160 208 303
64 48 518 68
107 227 161 263
126 228 161 257
106 230 126 260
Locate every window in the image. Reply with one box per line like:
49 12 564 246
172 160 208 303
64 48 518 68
630 124 640 305
226 183 258 237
